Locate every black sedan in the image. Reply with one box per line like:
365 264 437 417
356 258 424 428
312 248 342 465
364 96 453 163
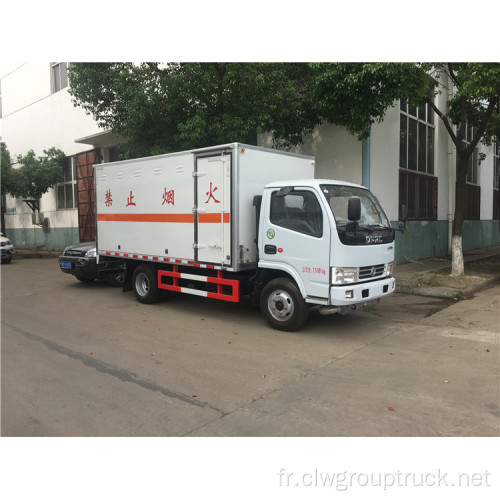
59 242 124 286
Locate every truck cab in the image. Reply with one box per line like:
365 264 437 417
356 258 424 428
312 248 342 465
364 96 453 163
257 179 395 330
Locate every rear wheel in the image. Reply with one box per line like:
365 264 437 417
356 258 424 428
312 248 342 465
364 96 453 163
132 265 160 304
260 277 309 331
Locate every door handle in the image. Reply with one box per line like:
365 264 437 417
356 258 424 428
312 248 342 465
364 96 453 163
264 245 277 254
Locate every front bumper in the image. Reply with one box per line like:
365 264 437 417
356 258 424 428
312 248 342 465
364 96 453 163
58 255 98 276
1 248 14 259
330 277 395 306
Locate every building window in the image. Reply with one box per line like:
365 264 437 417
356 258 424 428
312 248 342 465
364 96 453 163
57 157 78 209
464 124 481 220
494 142 499 220
399 100 437 220
51 62 68 93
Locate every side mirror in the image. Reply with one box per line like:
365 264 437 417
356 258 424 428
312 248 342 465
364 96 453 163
348 197 361 222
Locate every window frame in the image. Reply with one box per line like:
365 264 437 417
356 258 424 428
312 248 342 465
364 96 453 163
399 99 435 175
399 99 437 221
56 156 78 210
269 189 324 238
50 62 68 94
463 123 481 220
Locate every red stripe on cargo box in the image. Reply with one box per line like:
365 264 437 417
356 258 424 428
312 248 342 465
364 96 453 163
97 213 194 223
198 213 230 223
97 213 229 223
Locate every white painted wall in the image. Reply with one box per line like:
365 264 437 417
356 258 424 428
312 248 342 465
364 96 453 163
259 123 362 184
1 63 101 157
370 104 400 221
1 63 103 233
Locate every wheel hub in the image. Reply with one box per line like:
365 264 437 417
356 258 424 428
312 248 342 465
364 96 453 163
136 273 150 296
268 289 294 321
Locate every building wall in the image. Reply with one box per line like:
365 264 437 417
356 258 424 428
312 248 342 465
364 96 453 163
3 63 499 257
259 124 362 185
259 75 500 263
1 63 102 249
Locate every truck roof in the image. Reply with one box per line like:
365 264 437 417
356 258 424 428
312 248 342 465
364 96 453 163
264 179 368 190
97 143 314 168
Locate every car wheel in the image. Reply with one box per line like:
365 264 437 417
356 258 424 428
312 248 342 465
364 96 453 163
1 257 12 264
260 277 309 331
75 271 94 282
132 265 161 304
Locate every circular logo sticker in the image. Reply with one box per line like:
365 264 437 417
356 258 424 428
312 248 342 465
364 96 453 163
266 228 275 239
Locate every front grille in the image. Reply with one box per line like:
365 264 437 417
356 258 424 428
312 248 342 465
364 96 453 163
359 264 385 280
65 249 87 257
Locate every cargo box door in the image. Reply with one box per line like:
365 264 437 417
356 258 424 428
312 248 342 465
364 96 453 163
195 154 231 266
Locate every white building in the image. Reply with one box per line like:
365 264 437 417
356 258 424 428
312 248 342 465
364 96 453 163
0 63 121 249
1 63 498 262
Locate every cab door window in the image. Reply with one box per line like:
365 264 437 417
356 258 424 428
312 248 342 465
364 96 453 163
270 190 323 238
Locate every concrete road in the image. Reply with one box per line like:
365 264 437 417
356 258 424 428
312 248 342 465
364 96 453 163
1 258 498 436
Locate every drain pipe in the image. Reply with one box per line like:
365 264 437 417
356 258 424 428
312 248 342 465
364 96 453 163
362 137 370 189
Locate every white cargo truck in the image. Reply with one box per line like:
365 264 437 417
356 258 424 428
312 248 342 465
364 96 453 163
95 143 396 331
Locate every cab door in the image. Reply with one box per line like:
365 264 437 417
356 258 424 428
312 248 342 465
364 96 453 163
195 154 231 265
260 187 331 299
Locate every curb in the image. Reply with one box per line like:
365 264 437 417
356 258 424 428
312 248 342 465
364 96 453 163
395 274 500 299
12 252 60 260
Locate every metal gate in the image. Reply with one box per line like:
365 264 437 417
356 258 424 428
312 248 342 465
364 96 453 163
76 149 100 242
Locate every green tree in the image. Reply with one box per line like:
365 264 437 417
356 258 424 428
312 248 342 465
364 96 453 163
312 63 500 276
1 142 15 233
8 148 66 200
67 63 320 157
1 142 15 195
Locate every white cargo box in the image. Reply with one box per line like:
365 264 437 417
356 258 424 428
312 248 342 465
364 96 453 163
95 143 314 271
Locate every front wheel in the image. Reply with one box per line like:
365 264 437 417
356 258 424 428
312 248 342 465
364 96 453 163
132 265 161 304
260 278 309 331
75 271 94 283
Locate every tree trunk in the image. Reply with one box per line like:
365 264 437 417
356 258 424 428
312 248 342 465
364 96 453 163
451 151 469 276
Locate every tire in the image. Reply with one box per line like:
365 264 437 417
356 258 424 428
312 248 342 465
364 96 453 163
1 257 12 264
132 264 161 304
260 277 309 331
75 271 94 283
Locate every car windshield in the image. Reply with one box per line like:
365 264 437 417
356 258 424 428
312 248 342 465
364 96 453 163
320 184 390 231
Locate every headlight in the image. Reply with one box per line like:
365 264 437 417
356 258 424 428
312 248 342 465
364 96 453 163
386 262 394 277
85 248 97 258
332 267 358 285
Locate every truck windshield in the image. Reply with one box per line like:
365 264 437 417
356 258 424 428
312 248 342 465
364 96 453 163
320 184 391 231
